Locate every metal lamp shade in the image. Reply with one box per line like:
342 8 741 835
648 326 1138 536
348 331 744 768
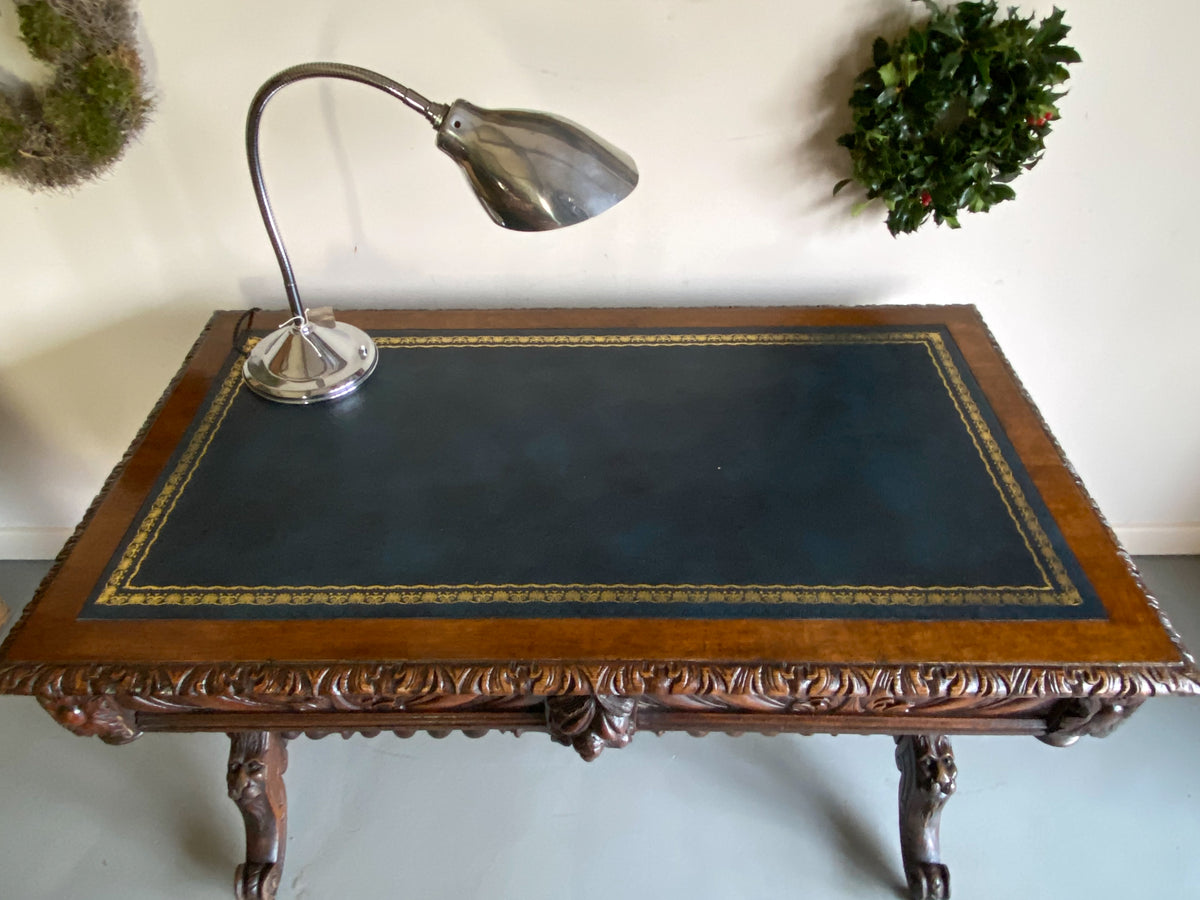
436 101 638 232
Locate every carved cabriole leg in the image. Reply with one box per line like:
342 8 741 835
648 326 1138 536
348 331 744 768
1037 696 1144 747
38 694 141 744
545 694 638 761
227 732 288 900
895 734 956 900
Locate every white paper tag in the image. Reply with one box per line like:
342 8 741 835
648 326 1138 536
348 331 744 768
307 306 337 328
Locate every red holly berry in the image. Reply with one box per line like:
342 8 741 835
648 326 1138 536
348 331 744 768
1043 110 1054 121
920 191 932 207
1026 115 1039 126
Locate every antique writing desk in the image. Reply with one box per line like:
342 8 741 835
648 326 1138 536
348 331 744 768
1 306 1196 900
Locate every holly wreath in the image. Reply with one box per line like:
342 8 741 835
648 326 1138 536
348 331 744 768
835 1 1080 235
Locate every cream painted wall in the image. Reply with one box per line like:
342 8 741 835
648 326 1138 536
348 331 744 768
1 0 1198 557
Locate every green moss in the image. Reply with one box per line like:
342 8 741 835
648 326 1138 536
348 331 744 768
2 0 150 188
43 54 140 162
81 53 140 108
17 1 80 63
0 112 22 169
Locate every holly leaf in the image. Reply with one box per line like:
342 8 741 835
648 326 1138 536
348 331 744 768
929 18 963 42
939 51 963 78
970 52 992 86
1044 46 1081 64
873 36 891 67
987 183 1017 203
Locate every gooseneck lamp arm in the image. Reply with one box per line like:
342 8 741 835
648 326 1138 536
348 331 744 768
246 63 449 323
241 61 637 404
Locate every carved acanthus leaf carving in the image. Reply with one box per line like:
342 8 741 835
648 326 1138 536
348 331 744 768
4 660 1196 729
0 319 220 668
1037 696 1144 747
39 694 141 744
546 695 638 761
978 317 1199 673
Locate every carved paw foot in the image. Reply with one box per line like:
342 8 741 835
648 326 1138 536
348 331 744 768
234 861 280 900
905 860 950 900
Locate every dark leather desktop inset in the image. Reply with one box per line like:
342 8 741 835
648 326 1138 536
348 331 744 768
81 327 1104 621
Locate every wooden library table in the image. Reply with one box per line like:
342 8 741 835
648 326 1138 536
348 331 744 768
1 306 1195 900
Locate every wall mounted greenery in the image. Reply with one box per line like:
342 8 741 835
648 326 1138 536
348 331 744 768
835 1 1079 235
1 0 151 189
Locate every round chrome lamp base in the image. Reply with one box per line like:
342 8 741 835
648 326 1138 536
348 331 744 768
242 319 378 404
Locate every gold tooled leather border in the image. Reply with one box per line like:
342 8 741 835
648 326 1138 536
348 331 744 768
95 330 1082 609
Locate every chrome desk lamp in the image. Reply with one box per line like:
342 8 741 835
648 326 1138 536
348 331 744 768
243 62 639 403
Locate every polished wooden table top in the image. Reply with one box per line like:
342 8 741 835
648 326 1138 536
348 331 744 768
1 306 1195 745
5 304 1197 900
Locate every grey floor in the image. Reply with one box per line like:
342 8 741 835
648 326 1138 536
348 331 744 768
1 558 1197 900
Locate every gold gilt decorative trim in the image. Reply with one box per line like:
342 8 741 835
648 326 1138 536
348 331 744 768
93 330 1083 610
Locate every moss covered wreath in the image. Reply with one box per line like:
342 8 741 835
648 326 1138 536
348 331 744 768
835 1 1080 235
1 0 150 189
